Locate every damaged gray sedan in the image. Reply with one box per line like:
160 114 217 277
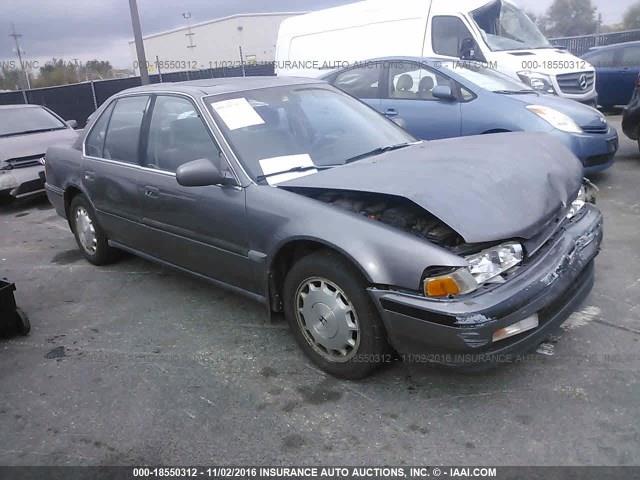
44 77 603 379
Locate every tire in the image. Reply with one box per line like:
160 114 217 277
14 308 30 336
283 250 389 379
69 194 119 265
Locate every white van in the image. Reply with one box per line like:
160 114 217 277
275 0 597 105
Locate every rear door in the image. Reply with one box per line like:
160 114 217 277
379 60 461 140
326 62 384 111
83 95 150 247
135 94 253 290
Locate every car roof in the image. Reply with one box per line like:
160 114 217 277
0 104 44 110
586 41 640 53
120 76 325 97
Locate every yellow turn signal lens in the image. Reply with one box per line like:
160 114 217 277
425 276 461 297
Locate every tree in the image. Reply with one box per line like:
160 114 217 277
623 1 640 30
543 0 599 37
0 65 25 90
85 60 114 80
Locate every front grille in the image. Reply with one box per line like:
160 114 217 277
4 154 44 169
581 125 608 134
556 71 595 94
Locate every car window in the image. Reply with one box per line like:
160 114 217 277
584 49 616 68
388 62 455 100
103 96 149 163
621 46 640 68
85 102 115 158
0 106 66 138
332 63 381 99
432 16 474 57
145 95 222 173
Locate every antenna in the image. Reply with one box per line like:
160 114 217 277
8 22 31 90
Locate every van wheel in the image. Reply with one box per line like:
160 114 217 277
69 195 118 265
283 250 389 379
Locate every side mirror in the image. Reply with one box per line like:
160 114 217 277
391 116 407 129
432 85 456 101
66 119 78 129
176 158 237 187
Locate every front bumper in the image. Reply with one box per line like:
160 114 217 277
549 127 618 175
0 165 46 199
369 205 603 366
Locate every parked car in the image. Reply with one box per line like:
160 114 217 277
0 104 78 202
45 78 602 379
276 0 598 105
622 73 640 152
582 41 640 111
323 58 618 173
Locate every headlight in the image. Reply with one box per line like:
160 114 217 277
517 71 557 94
423 242 523 298
566 180 598 219
526 105 583 134
465 242 524 285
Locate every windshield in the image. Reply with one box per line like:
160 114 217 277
207 85 415 184
446 63 533 92
472 0 551 52
0 106 66 137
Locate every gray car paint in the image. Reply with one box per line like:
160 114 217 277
44 78 585 302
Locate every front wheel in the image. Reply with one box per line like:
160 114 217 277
283 250 389 379
69 195 119 265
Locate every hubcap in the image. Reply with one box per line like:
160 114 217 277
295 277 360 362
75 206 97 255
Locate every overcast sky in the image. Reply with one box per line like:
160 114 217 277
0 0 634 70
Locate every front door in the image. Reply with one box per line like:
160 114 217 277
137 94 253 290
379 61 462 140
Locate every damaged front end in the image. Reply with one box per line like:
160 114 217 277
305 189 465 249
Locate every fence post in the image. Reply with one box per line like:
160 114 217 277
22 90 28 104
90 81 98 110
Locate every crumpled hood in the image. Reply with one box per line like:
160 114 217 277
280 132 583 244
0 129 78 163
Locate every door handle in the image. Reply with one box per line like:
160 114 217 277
83 171 96 182
144 186 159 199
384 108 399 117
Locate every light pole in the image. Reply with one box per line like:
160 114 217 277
128 0 150 84
9 23 31 90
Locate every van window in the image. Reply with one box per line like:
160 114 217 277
85 102 115 158
145 96 222 173
621 46 640 68
332 64 382 99
387 62 455 100
432 16 474 57
584 49 616 68
103 96 149 163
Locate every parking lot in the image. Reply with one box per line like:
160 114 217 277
0 116 638 466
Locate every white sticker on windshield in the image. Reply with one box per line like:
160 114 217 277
210 97 265 131
258 154 317 186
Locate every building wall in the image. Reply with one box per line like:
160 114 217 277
129 13 302 74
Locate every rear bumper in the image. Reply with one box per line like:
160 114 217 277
549 127 618 174
0 166 46 199
369 206 603 366
45 183 66 218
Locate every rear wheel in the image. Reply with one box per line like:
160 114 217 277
283 250 389 379
69 195 119 265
